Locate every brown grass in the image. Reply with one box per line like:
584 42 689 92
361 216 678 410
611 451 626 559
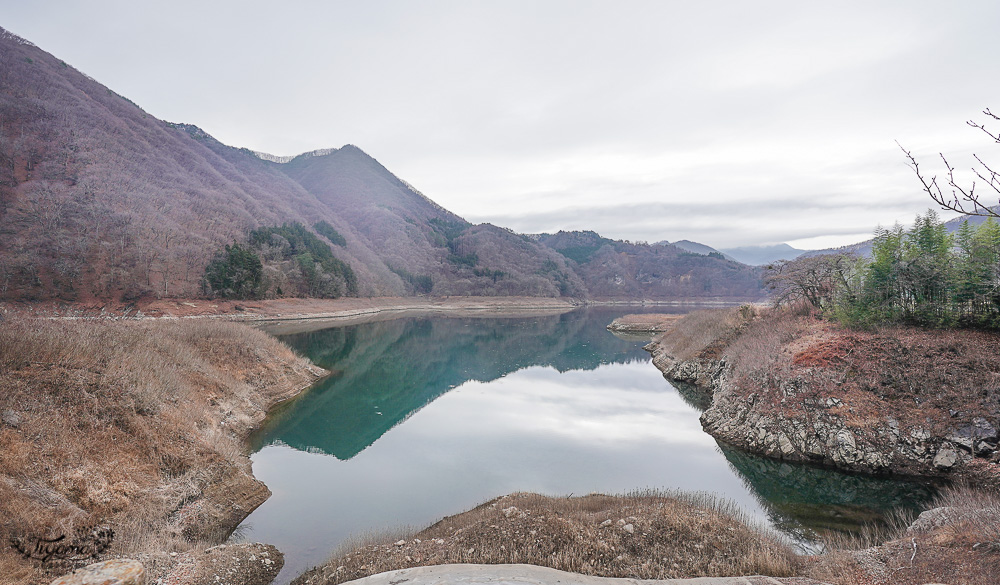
0 316 321 583
293 491 798 585
652 306 752 361
803 486 1000 585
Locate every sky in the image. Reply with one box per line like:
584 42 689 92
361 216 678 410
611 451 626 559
3 1 1000 249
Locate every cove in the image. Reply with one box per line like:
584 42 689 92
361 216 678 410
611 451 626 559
235 308 935 584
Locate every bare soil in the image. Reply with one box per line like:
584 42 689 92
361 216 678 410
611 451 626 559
0 296 582 322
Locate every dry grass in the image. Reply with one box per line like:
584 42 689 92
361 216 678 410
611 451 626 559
652 306 752 362
293 491 799 585
721 308 814 390
0 316 321 584
911 484 1000 550
802 486 1000 585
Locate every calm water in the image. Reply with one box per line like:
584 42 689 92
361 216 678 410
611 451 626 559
235 308 935 584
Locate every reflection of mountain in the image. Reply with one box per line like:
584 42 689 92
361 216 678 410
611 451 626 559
719 443 937 538
250 309 651 459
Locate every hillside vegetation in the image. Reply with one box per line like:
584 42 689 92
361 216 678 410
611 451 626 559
769 210 1000 328
0 317 323 583
0 27 764 304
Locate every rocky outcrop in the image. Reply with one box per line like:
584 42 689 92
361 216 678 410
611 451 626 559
647 346 727 391
645 337 1000 484
50 559 145 585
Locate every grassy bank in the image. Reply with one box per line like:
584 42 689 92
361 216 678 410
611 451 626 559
0 317 324 583
293 491 799 585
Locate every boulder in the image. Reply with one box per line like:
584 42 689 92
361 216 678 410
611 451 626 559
933 444 959 469
50 559 144 585
946 418 998 455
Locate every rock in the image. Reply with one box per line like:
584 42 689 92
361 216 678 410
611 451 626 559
833 429 859 464
777 433 796 456
622 523 634 534
946 418 998 454
599 519 612 527
2 409 20 428
933 444 959 469
50 559 145 585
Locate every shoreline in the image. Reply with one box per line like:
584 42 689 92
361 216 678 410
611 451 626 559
0 295 756 324
636 308 1000 488
0 318 326 584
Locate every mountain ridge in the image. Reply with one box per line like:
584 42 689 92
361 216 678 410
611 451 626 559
0 25 765 303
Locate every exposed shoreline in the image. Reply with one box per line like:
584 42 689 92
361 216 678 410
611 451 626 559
0 318 326 584
1 295 754 324
637 308 1000 487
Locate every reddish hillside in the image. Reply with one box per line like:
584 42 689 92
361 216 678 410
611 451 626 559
0 26 764 303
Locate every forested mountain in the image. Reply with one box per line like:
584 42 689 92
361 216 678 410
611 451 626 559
536 231 763 300
0 26 764 302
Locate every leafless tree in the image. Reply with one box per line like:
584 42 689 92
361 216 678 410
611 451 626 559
764 254 862 308
899 108 1000 218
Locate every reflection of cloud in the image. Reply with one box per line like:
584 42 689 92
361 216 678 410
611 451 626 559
408 363 714 447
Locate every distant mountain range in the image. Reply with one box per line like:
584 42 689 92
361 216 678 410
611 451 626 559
0 26 765 303
660 240 808 266
800 210 999 260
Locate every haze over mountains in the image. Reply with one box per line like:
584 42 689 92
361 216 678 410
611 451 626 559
664 240 809 266
0 27 764 303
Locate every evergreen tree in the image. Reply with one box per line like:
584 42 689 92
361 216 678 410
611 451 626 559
202 242 264 300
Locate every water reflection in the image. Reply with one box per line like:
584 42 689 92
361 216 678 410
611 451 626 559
719 443 937 539
250 310 652 458
239 308 936 584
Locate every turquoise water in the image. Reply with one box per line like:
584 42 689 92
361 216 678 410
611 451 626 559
235 308 935 584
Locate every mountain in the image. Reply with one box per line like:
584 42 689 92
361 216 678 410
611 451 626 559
658 239 737 261
0 26 763 303
537 231 764 300
718 244 808 266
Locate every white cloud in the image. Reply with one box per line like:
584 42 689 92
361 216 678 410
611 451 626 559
3 0 999 248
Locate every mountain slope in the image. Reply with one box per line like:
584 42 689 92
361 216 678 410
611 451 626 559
660 240 738 262
0 26 763 303
538 231 764 300
0 27 393 299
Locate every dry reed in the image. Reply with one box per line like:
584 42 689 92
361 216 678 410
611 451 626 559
294 490 798 585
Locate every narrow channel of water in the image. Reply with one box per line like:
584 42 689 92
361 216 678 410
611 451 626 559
235 308 935 585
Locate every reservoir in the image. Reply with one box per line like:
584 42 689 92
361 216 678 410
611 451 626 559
235 308 934 584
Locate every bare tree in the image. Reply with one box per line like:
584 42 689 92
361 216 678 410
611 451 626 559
899 108 1000 218
765 254 862 309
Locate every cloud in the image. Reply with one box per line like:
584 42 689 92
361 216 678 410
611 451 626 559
3 0 999 248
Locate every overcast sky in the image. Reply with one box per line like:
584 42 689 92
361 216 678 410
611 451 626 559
3 1 999 248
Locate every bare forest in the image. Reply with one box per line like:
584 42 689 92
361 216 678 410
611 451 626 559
0 27 765 304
